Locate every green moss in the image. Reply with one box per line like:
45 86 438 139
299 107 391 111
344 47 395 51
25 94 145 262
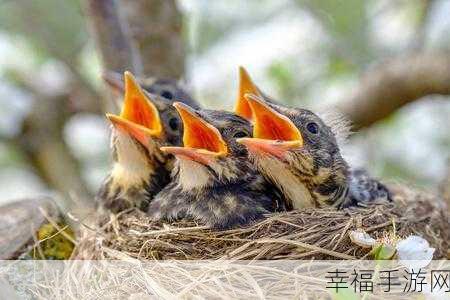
30 222 75 260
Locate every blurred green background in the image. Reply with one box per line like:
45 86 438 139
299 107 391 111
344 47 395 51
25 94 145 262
0 0 449 204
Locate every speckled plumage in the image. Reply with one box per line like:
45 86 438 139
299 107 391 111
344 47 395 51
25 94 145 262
344 169 392 207
97 76 200 213
241 95 391 209
148 109 286 229
96 130 171 213
245 98 349 208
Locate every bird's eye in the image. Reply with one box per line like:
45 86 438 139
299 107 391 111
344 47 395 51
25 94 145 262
306 122 319 134
169 117 180 131
161 90 173 100
233 131 248 138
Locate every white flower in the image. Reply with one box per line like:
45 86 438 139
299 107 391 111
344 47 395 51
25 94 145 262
396 235 435 269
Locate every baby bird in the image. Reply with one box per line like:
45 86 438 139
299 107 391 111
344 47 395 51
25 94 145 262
147 103 285 229
97 72 195 213
237 94 350 208
237 94 390 208
235 67 391 208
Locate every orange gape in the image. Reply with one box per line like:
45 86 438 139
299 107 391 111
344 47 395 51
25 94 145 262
246 94 303 143
106 71 163 148
122 96 157 130
187 122 219 152
234 66 261 122
257 114 295 141
160 103 228 165
175 102 228 155
120 71 162 137
236 95 303 159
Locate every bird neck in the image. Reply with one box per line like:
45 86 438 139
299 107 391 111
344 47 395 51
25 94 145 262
175 159 213 191
305 161 350 207
99 132 171 212
253 151 351 208
112 132 155 184
174 157 248 192
311 177 349 207
256 156 316 208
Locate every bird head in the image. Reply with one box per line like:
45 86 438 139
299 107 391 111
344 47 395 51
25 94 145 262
161 103 252 190
106 71 164 159
99 72 163 212
100 72 183 212
109 71 192 148
237 94 349 207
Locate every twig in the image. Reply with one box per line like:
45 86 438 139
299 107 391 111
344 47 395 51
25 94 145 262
83 0 142 76
253 238 356 260
335 52 450 130
117 0 185 78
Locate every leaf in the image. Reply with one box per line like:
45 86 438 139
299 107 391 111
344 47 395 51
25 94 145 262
0 0 88 62
371 243 396 260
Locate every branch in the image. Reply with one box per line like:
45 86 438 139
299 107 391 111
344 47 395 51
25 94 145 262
83 0 142 75
118 0 185 78
18 102 92 204
9 71 93 208
335 52 450 130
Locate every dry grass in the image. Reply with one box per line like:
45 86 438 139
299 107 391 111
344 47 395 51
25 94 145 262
74 184 449 261
11 259 446 299
5 184 447 299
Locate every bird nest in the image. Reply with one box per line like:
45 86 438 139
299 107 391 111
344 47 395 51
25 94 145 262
74 184 449 260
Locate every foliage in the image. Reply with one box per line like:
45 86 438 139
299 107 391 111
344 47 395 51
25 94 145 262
30 222 75 260
0 0 88 63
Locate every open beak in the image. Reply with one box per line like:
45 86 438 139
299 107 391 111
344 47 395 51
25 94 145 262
234 66 261 122
236 94 303 159
106 71 162 146
102 70 125 93
161 102 228 164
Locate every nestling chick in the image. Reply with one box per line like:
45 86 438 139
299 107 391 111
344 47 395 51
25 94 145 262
237 94 350 208
97 72 194 213
235 67 391 207
147 103 285 229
